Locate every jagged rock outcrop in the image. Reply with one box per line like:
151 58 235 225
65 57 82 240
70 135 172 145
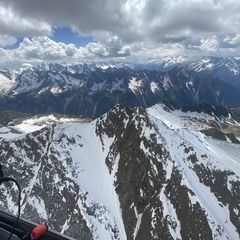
0 104 240 239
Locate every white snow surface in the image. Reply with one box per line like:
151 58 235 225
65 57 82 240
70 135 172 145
50 87 63 94
150 81 159 93
147 104 240 240
133 206 143 240
2 104 240 240
0 73 14 94
52 122 127 240
147 104 215 130
1 115 127 240
128 77 143 94
0 115 83 140
160 186 182 240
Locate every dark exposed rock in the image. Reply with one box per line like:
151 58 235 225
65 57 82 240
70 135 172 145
166 168 213 240
201 128 227 141
0 104 240 239
2 65 240 119
226 133 240 144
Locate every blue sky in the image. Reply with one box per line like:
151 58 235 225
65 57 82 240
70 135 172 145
4 27 94 50
53 27 95 47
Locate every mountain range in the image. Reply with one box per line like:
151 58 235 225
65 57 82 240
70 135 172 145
0 57 240 240
0 57 240 118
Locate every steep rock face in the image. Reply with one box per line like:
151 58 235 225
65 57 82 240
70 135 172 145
95 105 240 240
0 104 240 239
96 106 171 239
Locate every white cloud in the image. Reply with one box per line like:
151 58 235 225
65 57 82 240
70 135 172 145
117 45 131 56
0 3 51 38
1 35 240 68
0 34 17 47
2 0 240 42
15 37 79 59
0 37 85 67
86 42 109 57
224 34 240 46
0 36 131 67
199 37 219 52
0 0 240 65
86 37 131 57
130 42 186 61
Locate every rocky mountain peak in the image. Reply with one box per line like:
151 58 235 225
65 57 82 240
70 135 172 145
1 103 239 239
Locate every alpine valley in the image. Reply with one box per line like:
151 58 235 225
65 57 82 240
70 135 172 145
0 57 240 240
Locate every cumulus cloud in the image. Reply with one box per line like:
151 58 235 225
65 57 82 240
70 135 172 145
86 37 131 57
16 37 81 60
0 36 131 67
0 34 17 47
86 43 109 57
0 37 84 67
0 0 240 66
0 3 51 38
224 34 240 46
199 36 219 52
0 0 125 39
132 42 185 58
0 36 184 67
2 0 240 42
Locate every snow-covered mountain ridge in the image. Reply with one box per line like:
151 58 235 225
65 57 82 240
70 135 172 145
1 58 240 118
188 56 240 88
0 103 240 239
